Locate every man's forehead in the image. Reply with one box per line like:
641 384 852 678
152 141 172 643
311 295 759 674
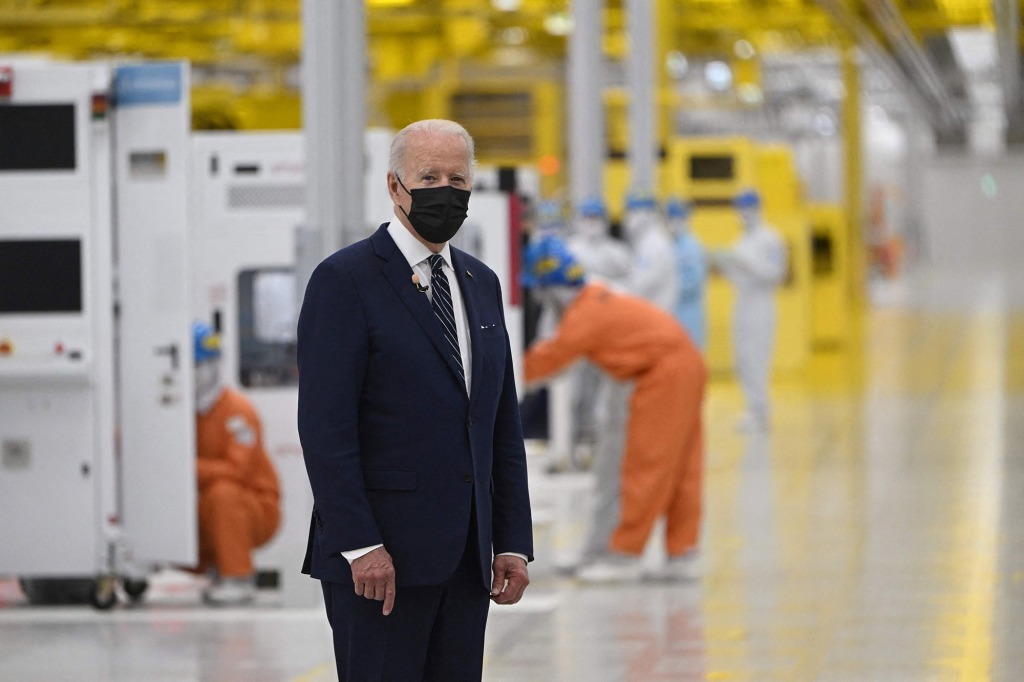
405 134 469 166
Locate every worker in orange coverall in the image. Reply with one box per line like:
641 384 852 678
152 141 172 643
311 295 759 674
522 236 706 582
193 321 281 605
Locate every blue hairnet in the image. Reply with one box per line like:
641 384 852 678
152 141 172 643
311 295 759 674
521 235 586 288
193 321 222 363
578 195 606 218
734 190 761 209
625 190 658 211
665 197 693 219
535 199 565 230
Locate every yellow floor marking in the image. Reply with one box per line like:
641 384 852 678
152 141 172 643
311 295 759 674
291 662 335 682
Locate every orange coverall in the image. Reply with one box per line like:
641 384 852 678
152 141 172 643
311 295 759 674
525 282 706 556
196 388 281 577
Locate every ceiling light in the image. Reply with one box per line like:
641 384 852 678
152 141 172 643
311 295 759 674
543 12 573 36
733 39 756 61
500 27 528 46
737 83 763 104
666 51 689 79
704 61 733 91
813 110 836 136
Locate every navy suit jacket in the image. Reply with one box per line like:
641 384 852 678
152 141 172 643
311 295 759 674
297 224 534 589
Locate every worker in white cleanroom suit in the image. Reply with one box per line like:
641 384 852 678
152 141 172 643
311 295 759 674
577 190 680 566
531 198 603 473
666 197 709 353
564 196 635 559
566 195 633 287
712 190 788 432
622 191 679 312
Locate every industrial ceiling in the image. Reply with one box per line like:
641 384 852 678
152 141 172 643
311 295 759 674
0 0 1018 141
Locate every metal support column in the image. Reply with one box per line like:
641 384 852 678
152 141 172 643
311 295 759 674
842 43 865 300
903 105 927 267
993 0 1024 145
297 0 366 302
626 0 656 193
568 0 605 209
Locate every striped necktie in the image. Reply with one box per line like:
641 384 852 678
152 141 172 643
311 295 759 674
428 254 465 385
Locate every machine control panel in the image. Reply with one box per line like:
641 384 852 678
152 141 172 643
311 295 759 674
0 334 87 359
0 330 92 382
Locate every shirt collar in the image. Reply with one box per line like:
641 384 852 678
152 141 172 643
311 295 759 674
388 209 453 270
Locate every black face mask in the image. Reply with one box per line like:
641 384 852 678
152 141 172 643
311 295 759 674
396 175 471 244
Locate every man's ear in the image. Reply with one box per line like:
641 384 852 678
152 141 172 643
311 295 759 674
386 172 400 202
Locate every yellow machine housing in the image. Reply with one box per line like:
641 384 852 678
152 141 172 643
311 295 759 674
664 136 811 375
806 203 849 348
410 76 564 197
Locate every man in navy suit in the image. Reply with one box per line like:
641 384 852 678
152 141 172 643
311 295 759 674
297 119 533 681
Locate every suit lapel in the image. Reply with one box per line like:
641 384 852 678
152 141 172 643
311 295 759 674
451 248 485 405
371 226 468 394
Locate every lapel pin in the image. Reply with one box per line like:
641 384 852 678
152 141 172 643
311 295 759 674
466 270 474 279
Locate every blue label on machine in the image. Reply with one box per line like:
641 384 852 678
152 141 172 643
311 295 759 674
114 64 182 107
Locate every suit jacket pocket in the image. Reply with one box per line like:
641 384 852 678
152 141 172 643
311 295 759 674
363 468 417 491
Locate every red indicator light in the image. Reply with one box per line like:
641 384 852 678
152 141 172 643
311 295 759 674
91 93 108 120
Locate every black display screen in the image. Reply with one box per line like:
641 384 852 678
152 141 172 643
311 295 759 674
0 104 77 171
0 240 83 313
689 155 734 180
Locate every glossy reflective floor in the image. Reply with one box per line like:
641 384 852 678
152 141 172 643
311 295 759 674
2 268 1023 681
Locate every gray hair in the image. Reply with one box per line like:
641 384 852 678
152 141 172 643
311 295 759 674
388 119 476 181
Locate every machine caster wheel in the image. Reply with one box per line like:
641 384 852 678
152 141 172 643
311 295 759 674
90 576 118 610
122 578 149 603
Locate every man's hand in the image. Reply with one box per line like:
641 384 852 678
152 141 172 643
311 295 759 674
350 546 396 616
490 555 529 605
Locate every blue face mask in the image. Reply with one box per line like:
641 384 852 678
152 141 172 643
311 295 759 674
397 175 471 244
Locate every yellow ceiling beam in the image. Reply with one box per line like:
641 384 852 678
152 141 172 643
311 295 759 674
901 7 994 30
0 6 119 26
0 0 1004 73
231 17 301 57
667 11 835 36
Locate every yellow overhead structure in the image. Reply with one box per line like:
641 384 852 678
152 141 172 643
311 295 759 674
0 0 1007 292
0 1 1002 134
0 0 1001 72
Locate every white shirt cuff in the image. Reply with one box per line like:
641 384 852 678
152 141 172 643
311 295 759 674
496 552 528 564
341 543 384 563
343 547 527 564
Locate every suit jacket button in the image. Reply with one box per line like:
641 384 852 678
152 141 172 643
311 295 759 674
466 416 474 427
463 474 473 483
